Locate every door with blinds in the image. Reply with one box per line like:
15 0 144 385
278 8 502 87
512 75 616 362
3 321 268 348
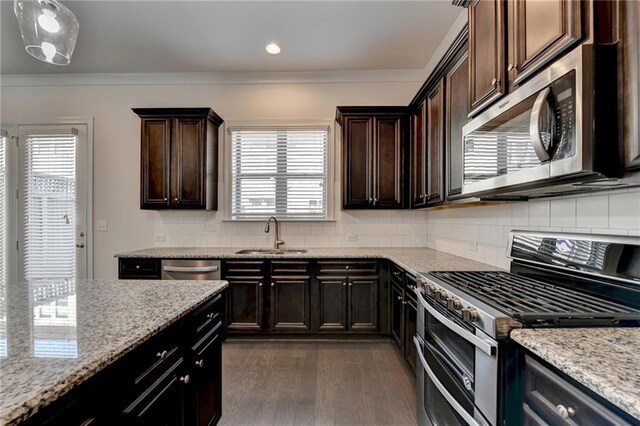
16 126 88 282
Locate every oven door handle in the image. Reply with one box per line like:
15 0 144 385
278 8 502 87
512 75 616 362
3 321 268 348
414 336 488 426
415 288 496 356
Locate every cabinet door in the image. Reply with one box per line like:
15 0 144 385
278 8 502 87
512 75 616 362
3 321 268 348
445 52 469 199
141 118 171 209
426 80 445 206
512 0 582 84
172 118 206 209
347 277 378 331
191 327 222 426
372 117 403 208
342 116 373 209
317 278 348 331
269 277 311 332
403 295 417 374
622 0 640 173
390 283 404 348
226 278 264 332
411 101 428 208
469 0 506 116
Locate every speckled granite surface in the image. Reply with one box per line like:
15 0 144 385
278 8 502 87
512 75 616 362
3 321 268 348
511 328 640 421
0 279 228 426
115 247 501 275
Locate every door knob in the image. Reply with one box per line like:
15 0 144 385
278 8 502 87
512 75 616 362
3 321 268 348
195 359 204 368
180 375 190 384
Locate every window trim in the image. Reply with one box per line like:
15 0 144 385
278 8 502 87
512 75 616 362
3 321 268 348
222 120 335 222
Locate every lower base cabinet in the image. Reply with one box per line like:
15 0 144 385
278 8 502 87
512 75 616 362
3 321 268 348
389 267 418 374
24 292 225 426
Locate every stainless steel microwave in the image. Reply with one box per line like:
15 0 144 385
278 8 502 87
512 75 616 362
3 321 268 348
461 44 636 199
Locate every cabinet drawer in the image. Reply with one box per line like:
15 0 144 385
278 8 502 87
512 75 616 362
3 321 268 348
524 354 632 426
390 263 405 285
130 335 181 392
270 260 312 276
317 261 379 276
190 293 224 344
223 260 265 276
118 258 161 279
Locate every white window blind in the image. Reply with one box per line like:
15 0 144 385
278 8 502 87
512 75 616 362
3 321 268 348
21 133 77 281
231 128 328 220
0 134 6 291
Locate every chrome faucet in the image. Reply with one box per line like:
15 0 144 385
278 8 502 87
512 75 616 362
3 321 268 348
264 216 285 249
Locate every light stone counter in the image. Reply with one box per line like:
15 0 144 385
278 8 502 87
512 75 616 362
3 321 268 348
115 247 502 276
511 328 640 422
0 279 228 426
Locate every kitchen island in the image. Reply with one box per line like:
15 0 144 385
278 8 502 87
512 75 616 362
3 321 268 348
0 278 228 426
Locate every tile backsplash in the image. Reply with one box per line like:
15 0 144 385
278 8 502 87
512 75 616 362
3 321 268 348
427 189 640 269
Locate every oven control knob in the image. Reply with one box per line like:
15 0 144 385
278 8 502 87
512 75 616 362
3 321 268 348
436 290 449 302
462 308 480 323
425 284 436 295
447 298 462 310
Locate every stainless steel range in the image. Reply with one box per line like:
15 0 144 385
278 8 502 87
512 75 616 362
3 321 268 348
413 231 640 426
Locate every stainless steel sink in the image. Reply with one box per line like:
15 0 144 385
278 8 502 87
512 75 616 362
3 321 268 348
235 248 308 255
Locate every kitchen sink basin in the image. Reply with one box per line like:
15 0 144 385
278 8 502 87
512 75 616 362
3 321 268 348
235 248 308 255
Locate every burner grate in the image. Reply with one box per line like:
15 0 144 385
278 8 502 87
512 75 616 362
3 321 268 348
429 271 640 323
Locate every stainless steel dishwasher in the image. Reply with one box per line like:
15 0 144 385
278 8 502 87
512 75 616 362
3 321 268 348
161 259 221 280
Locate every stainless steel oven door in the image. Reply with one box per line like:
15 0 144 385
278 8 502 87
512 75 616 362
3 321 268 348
461 45 590 197
416 290 499 425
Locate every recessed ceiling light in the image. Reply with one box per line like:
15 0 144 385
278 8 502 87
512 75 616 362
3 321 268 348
266 43 281 55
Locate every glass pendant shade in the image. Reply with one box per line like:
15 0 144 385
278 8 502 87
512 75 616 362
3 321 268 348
14 0 79 65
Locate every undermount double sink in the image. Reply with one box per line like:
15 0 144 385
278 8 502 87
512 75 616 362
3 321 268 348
234 248 308 255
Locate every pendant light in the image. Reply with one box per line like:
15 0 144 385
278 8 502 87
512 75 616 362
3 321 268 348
13 0 79 66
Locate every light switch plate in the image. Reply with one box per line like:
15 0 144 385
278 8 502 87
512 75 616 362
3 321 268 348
346 234 358 242
96 220 108 231
204 222 217 232
154 234 166 242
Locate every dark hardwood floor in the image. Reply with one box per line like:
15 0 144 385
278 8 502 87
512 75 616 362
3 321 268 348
219 340 418 426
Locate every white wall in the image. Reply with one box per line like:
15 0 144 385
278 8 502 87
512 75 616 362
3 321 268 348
0 79 425 279
427 190 640 270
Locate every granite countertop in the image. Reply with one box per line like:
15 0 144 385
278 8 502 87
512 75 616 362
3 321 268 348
115 247 501 276
0 279 228 426
511 328 640 421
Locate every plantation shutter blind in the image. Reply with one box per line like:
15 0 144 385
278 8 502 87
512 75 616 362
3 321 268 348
0 131 6 291
231 128 328 220
20 131 77 281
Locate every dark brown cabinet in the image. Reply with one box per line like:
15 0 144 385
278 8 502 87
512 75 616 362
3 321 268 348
337 107 408 209
389 265 417 374
317 277 348 331
622 0 640 173
403 276 418 374
426 80 446 206
411 101 428 208
445 51 469 199
468 0 507 116
390 282 404 347
269 276 311 332
348 277 378 331
511 0 582 85
133 108 223 210
223 261 266 332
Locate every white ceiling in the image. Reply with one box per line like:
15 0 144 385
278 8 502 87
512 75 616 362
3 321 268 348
0 1 462 75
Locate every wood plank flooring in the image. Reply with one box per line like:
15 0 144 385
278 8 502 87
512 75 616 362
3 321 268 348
219 340 418 426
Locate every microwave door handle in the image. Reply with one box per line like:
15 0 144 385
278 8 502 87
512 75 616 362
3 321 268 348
415 288 496 356
414 336 488 426
530 87 553 162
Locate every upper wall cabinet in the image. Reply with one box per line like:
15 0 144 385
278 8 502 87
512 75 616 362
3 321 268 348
425 80 446 206
468 0 584 117
621 0 640 173
410 101 428 208
468 0 506 116
336 107 408 210
133 108 223 210
445 50 469 199
511 0 582 84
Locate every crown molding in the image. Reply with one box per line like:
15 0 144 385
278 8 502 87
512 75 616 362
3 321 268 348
0 68 426 88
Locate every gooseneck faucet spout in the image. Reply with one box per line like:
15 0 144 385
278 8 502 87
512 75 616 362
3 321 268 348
264 216 285 249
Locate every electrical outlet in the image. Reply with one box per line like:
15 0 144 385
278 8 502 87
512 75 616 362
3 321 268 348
346 234 358 242
468 241 478 252
154 234 166 242
96 220 108 231
204 222 217 232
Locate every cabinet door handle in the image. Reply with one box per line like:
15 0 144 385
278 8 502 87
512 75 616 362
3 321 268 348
206 313 214 319
258 282 262 287
373 198 377 206
368 197 373 203
348 282 352 287
397 295 403 301
271 282 275 287
180 375 190 384
556 405 575 419
345 265 349 270
156 350 168 359
491 78 500 87
342 282 346 286
507 63 517 72
195 359 204 368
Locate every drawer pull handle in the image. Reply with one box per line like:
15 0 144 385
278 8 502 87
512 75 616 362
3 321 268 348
206 313 214 319
345 265 349 270
556 405 575 419
135 265 141 269
180 375 190 384
156 350 168 359
258 282 262 287
342 282 346 286
271 282 275 287
397 296 403 301
195 359 204 368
